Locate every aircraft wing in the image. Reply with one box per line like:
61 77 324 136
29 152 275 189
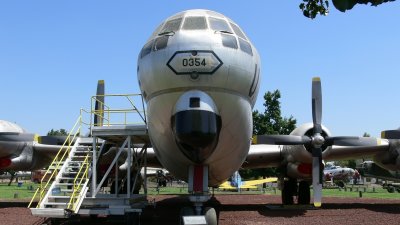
218 181 259 190
241 177 278 187
219 181 237 189
33 143 66 155
242 144 283 169
244 138 394 169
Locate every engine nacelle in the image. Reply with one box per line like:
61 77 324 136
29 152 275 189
373 139 400 172
283 123 332 178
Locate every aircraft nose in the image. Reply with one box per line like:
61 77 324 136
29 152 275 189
171 90 221 163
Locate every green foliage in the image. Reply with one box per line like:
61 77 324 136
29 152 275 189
47 129 68 136
300 0 396 19
253 90 296 135
333 0 396 12
300 0 330 19
363 132 371 137
333 159 357 169
242 90 297 180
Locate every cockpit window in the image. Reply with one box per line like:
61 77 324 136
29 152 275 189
206 10 225 18
230 22 247 40
151 23 164 38
160 18 182 34
221 34 238 49
140 40 153 58
239 38 253 56
182 16 207 30
153 36 169 51
209 17 232 33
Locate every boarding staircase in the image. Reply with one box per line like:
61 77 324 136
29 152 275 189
29 132 102 217
29 93 150 220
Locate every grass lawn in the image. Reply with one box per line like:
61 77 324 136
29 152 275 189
143 184 400 199
1 181 399 200
0 182 40 200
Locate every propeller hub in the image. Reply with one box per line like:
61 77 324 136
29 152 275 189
312 134 325 148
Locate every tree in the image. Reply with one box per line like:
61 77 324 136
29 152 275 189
242 90 297 179
47 129 68 136
253 90 296 136
299 0 396 19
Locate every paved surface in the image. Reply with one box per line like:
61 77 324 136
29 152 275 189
1 195 400 225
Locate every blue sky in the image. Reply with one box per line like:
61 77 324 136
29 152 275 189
1 1 399 137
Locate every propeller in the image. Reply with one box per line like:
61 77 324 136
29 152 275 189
311 77 323 207
381 129 400 139
254 77 380 207
93 80 105 126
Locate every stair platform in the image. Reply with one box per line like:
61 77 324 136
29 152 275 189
92 125 150 145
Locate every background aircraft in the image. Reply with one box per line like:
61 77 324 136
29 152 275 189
357 160 400 182
323 162 359 187
357 160 400 193
0 120 67 171
0 80 107 172
219 171 277 190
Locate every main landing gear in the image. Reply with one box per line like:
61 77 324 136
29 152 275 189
180 165 218 225
281 178 311 205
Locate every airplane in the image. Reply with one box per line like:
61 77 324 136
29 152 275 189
0 80 107 172
136 9 400 222
0 119 68 171
323 162 359 187
357 160 400 182
3 9 400 225
219 171 277 190
357 160 400 192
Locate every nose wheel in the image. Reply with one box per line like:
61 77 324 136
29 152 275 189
180 206 218 225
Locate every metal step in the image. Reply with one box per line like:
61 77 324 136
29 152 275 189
55 183 74 186
63 172 79 175
58 177 76 180
67 161 85 163
67 166 85 169
48 195 78 199
31 208 66 218
47 196 78 203
44 202 68 206
71 155 89 159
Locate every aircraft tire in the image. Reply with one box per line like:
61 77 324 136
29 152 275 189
204 207 218 225
282 179 296 205
180 206 195 225
298 181 310 205
387 186 395 193
125 212 139 225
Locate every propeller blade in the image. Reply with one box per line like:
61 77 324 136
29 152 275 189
381 130 400 139
325 136 380 146
254 135 311 145
312 77 322 134
312 147 323 207
94 80 105 126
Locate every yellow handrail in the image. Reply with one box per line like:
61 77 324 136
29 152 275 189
28 116 82 208
89 93 146 127
28 93 146 209
67 152 90 212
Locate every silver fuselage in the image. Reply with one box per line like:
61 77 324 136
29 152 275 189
137 10 260 186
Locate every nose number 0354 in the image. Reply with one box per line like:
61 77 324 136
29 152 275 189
182 58 206 67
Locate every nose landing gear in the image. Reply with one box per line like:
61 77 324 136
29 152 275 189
180 165 218 225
